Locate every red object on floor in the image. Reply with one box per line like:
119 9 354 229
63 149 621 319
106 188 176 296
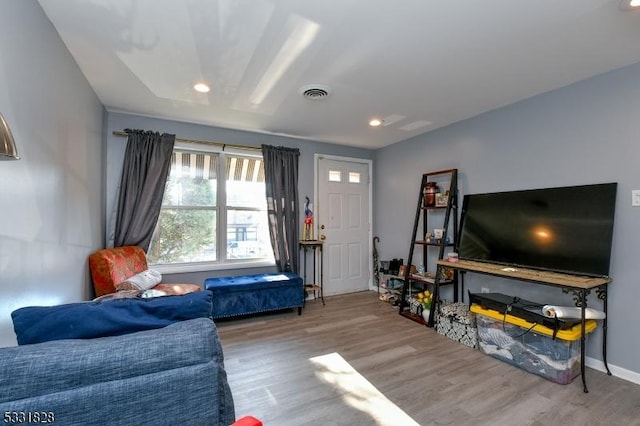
232 416 263 426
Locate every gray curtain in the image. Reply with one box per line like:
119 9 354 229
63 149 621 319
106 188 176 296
113 129 175 250
262 145 300 273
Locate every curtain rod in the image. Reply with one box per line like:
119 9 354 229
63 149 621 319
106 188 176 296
112 130 262 152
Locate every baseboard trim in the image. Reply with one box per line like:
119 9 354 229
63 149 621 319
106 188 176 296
586 356 640 385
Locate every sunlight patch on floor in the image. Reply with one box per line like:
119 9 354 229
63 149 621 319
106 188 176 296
310 352 420 426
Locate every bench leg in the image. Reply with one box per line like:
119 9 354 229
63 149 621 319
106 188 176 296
298 307 302 315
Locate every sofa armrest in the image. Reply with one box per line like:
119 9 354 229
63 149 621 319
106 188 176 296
0 318 235 425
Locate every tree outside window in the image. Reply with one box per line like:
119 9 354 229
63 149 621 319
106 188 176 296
148 149 272 266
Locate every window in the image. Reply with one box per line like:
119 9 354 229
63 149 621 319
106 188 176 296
147 147 273 270
225 155 271 260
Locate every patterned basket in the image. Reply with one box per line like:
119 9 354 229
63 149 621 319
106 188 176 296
407 296 424 316
436 302 478 349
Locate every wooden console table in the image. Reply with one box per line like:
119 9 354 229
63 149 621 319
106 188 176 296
435 259 611 393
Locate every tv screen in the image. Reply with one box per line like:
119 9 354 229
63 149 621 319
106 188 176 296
457 183 617 277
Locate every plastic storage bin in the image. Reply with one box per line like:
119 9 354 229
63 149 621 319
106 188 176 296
470 304 597 384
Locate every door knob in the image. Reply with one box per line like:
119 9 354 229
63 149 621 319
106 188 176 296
320 235 326 240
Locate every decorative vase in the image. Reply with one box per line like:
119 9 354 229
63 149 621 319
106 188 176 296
423 182 440 207
422 307 432 323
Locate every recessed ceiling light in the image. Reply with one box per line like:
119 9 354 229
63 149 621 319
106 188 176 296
619 0 640 10
193 83 210 93
369 118 383 127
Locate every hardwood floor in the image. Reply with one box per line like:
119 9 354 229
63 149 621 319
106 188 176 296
216 291 640 426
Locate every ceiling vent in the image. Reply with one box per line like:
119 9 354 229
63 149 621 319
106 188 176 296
299 84 331 101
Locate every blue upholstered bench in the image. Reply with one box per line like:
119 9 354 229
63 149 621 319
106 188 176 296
204 272 304 319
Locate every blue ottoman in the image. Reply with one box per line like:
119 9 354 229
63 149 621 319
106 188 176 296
204 272 303 319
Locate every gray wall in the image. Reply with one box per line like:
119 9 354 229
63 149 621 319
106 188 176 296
374 61 640 377
0 2 104 346
105 112 374 283
4 0 637 383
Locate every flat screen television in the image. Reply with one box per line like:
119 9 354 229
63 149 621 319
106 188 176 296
457 183 617 277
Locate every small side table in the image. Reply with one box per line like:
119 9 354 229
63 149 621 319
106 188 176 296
299 240 325 305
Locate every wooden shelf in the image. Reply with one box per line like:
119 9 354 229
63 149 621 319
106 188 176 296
299 240 324 246
386 272 452 285
436 259 610 290
399 310 426 325
410 273 452 285
414 240 455 247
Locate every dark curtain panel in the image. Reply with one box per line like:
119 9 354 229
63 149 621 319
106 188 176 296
262 145 300 273
113 129 175 250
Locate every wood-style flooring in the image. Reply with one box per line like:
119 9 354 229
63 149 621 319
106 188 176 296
216 291 640 426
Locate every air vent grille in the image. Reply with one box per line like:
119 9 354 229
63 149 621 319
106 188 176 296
299 84 331 101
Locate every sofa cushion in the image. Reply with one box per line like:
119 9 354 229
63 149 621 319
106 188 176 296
92 289 168 301
11 291 213 345
154 283 202 295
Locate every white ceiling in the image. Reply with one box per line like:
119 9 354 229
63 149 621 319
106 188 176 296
38 0 640 149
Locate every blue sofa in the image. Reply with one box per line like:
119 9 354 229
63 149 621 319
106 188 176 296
1 300 236 425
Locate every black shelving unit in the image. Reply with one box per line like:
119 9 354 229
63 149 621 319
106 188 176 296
398 169 459 327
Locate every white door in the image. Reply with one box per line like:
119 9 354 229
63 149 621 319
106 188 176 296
317 156 371 296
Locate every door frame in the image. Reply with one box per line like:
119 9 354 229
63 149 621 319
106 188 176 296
314 153 374 290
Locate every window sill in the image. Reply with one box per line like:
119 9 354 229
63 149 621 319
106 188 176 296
151 259 276 275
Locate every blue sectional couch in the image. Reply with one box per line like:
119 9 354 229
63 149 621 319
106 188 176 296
0 318 236 426
2 292 236 426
